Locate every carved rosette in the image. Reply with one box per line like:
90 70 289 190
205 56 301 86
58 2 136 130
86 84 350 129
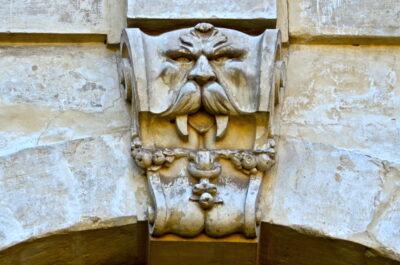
119 23 285 238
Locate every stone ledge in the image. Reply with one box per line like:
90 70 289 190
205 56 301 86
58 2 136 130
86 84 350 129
127 18 276 35
0 33 107 44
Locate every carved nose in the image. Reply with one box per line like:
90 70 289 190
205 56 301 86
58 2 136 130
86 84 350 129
188 55 217 86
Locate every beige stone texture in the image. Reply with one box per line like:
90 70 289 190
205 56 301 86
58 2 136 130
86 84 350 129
277 0 289 43
0 44 147 252
289 0 400 43
127 0 278 34
0 2 399 263
0 131 137 251
0 44 130 155
0 0 126 44
128 0 277 20
281 45 399 164
260 44 400 261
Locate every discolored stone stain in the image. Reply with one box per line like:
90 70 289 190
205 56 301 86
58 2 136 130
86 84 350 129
31 65 38 71
80 82 106 92
335 173 342 183
59 12 73 23
339 154 355 171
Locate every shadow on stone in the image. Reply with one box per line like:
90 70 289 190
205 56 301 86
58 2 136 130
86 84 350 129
1 221 399 265
0 222 148 265
259 222 400 265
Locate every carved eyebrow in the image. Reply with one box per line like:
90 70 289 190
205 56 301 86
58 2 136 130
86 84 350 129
164 49 196 60
211 47 246 60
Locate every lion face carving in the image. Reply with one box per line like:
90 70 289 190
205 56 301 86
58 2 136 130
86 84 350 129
143 23 262 116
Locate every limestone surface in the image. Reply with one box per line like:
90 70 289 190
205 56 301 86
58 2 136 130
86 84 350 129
0 131 138 251
0 0 125 43
289 0 400 42
127 0 278 34
0 44 130 157
0 44 146 252
128 0 277 20
0 2 399 264
281 45 400 164
260 44 400 261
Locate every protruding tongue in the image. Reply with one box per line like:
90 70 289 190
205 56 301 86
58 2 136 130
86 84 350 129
188 111 215 134
175 112 229 141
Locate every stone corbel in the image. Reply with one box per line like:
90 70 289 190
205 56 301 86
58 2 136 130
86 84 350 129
118 23 285 238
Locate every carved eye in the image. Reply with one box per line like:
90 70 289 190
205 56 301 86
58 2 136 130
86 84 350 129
214 56 230 62
174 57 192 63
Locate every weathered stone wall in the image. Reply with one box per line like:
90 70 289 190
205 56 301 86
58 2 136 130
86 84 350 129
0 0 126 43
289 0 400 43
0 0 399 264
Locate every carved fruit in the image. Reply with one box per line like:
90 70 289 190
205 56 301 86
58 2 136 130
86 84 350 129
152 150 166 165
135 150 153 168
199 192 214 209
242 153 257 170
231 155 242 169
256 153 273 171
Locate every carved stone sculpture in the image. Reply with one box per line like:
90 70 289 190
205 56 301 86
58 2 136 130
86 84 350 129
118 23 285 238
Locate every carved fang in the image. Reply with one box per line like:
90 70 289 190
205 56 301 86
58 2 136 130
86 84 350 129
216 115 229 140
176 115 188 141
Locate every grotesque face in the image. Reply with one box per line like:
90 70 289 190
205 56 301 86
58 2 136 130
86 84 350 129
143 23 262 116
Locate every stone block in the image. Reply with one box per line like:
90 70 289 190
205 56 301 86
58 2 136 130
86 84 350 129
289 0 400 43
0 0 126 44
148 234 258 265
261 137 400 261
0 44 150 252
127 0 278 34
267 138 383 239
281 45 400 164
0 44 130 156
369 164 400 258
0 131 138 251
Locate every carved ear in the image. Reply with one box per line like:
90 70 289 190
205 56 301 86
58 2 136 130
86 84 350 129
258 29 285 113
118 28 148 137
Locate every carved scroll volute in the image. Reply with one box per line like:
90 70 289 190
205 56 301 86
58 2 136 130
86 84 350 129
118 23 285 239
118 29 147 138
